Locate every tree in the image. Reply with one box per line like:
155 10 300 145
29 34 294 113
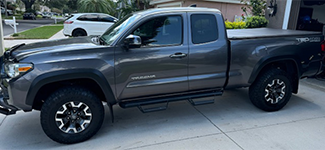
16 0 25 12
135 0 150 10
77 0 150 19
46 0 68 10
66 0 78 12
117 0 138 19
106 0 118 17
77 0 111 14
21 0 36 12
241 0 266 16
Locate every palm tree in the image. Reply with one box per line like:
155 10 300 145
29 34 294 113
77 0 150 19
136 0 150 10
106 0 118 17
116 0 144 19
77 0 111 13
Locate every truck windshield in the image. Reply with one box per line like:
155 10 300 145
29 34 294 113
100 14 141 45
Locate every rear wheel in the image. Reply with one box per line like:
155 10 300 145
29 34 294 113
72 29 87 37
41 86 104 144
249 68 292 111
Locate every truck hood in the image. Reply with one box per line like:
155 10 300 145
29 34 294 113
10 37 102 60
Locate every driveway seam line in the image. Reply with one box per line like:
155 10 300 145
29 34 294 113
224 115 325 134
0 116 7 127
125 133 223 150
192 106 245 150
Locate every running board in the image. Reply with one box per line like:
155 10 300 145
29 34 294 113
188 97 215 106
137 103 169 113
119 91 223 113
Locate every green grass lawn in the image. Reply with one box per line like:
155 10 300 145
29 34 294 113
1 15 23 20
12 25 63 39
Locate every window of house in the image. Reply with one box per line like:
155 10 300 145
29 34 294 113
191 14 218 44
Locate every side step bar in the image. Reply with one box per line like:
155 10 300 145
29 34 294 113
188 97 215 106
119 91 223 113
137 103 169 113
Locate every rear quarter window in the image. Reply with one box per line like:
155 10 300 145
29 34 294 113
191 14 218 44
65 15 74 21
77 14 99 21
99 15 116 22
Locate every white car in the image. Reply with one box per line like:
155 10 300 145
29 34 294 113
1 7 13 15
63 13 118 37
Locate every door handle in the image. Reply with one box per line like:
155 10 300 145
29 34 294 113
170 53 187 58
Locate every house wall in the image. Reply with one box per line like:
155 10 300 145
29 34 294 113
183 0 244 21
265 0 288 29
151 0 245 22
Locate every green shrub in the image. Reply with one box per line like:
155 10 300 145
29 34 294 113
225 21 246 29
16 10 23 15
245 16 268 28
225 21 233 29
37 15 43 18
12 33 19 37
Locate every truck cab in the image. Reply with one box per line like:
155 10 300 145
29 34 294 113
109 8 229 100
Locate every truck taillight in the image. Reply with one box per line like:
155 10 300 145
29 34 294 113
322 41 325 52
64 21 73 24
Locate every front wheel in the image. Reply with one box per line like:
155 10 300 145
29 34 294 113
41 86 104 144
249 68 292 111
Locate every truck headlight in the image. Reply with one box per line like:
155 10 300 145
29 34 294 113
4 63 33 78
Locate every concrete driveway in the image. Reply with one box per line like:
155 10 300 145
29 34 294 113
0 79 325 150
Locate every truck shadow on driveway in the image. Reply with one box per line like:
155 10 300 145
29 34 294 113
0 87 322 149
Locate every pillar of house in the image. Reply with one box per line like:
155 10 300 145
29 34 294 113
288 0 301 30
0 14 4 54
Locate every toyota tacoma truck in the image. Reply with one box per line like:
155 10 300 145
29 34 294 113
1 7 324 144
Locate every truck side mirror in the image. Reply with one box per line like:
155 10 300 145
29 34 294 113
124 35 142 49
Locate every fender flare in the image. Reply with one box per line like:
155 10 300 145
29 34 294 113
26 69 116 106
248 55 301 84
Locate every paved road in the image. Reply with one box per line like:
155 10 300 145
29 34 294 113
2 19 56 36
0 79 325 149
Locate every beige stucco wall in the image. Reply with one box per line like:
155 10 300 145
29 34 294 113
183 1 244 21
265 0 287 29
152 0 245 21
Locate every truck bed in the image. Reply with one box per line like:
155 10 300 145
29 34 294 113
227 28 321 40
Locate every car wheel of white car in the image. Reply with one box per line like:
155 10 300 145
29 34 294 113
72 29 87 37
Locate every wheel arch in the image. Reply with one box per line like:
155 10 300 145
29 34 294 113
72 28 87 36
249 56 301 94
27 69 116 110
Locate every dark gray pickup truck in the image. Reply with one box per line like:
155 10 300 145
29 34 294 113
1 7 325 144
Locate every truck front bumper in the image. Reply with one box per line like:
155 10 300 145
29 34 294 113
0 86 18 115
0 55 18 115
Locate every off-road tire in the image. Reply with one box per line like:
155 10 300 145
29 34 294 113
72 29 87 37
249 68 292 111
41 86 104 144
